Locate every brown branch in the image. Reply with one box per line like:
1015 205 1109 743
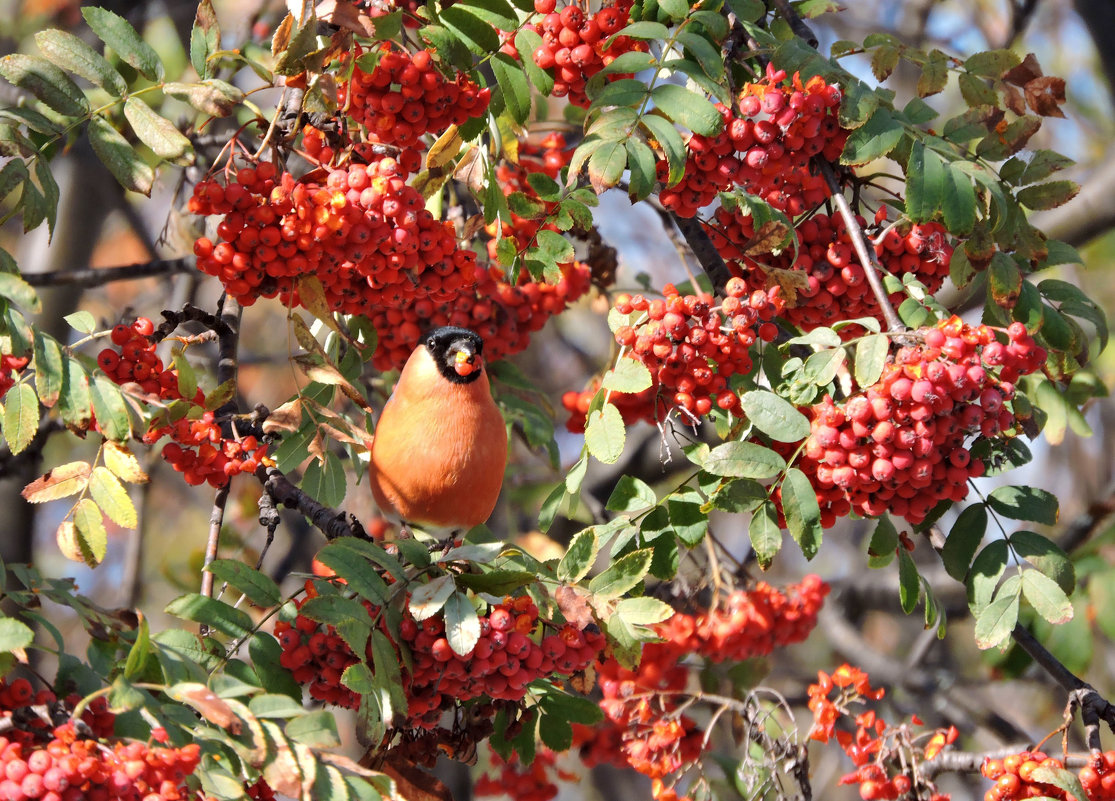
153 303 234 342
924 747 1092 778
255 464 368 540
768 0 818 47
817 161 906 332
666 212 734 295
20 258 193 288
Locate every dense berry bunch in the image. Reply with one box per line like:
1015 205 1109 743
655 575 829 663
97 319 267 488
0 678 114 748
564 281 784 432
340 47 490 148
0 353 28 400
475 747 575 801
659 66 847 218
487 133 573 262
0 723 201 801
707 208 952 333
367 259 593 370
402 594 604 728
785 317 1046 526
1079 751 1115 800
522 0 644 108
274 591 604 728
981 751 1071 801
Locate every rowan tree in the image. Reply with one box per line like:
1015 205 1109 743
0 1 1112 801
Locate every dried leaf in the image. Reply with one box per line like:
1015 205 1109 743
172 684 241 732
1024 76 1066 118
554 585 594 629
382 754 452 801
1002 52 1043 86
742 220 791 257
263 399 303 434
1001 82 1026 115
21 461 91 502
765 268 811 306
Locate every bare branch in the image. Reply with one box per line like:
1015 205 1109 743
20 258 193 289
255 464 368 540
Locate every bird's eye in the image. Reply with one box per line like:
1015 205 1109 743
426 337 436 349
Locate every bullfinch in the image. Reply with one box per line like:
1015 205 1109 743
368 326 507 533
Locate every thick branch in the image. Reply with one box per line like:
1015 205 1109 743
255 465 367 540
667 213 734 294
21 258 192 288
154 303 234 342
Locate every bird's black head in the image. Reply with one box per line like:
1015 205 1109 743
423 326 486 385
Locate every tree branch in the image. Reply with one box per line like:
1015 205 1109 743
666 213 734 294
255 464 368 540
20 258 193 288
769 0 818 46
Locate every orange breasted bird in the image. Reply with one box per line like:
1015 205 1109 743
369 327 507 532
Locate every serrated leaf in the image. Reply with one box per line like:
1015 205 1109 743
988 485 1058 525
103 441 148 483
586 141 626 193
802 347 845 386
739 390 810 442
30 334 63 409
615 597 674 625
2 382 38 455
905 140 945 222
651 83 723 136
0 53 88 117
939 163 977 235
0 618 34 654
841 108 903 164
557 529 598 583
287 709 341 749
701 441 786 479
963 48 1021 77
0 158 28 206
165 593 253 638
205 559 282 607
973 581 1019 649
162 80 244 116
867 515 899 566
588 548 652 600
21 461 91 503
491 53 530 126
748 501 782 569
409 575 455 621
1010 530 1074 595
640 113 686 186
942 503 986 581
1015 180 1079 211
443 592 480 656
585 402 625 464
1020 569 1072 624
870 45 899 82
83 7 164 81
123 97 193 164
625 138 657 201
917 50 949 97
988 251 1021 307
73 498 108 566
89 465 136 528
440 6 501 54
301 451 346 508
88 116 155 195
780 468 822 559
967 539 1008 615
514 29 554 96
35 29 127 96
190 0 220 79
853 334 888 388
601 358 652 393
606 475 656 512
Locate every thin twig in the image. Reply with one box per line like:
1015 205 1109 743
769 0 819 46
255 464 368 540
20 259 193 288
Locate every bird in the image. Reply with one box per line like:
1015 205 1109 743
368 326 507 534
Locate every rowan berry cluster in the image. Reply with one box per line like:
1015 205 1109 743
981 751 1071 801
274 591 604 729
0 353 28 400
340 47 490 148
563 280 784 431
659 66 847 218
97 318 267 488
475 747 574 801
0 678 114 747
786 317 1046 526
655 574 829 663
707 208 952 333
486 133 573 263
808 665 954 801
522 0 643 108
401 594 605 728
1079 751 1115 800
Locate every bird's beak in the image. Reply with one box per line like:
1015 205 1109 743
453 347 480 377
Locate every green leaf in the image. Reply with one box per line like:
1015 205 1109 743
455 0 518 29
587 141 627 192
205 559 282 607
748 501 783 569
287 709 341 748
83 7 164 81
588 548 652 600
940 163 977 235
1016 180 1079 211
617 21 670 40
966 539 1008 616
302 452 345 508
942 503 986 581
974 579 1020 649
917 50 949 97
1020 569 1072 625
0 53 88 117
853 334 888 388
190 0 220 79
905 141 945 222
606 475 656 512
71 498 108 566
739 390 809 442
0 616 33 661
963 48 1021 77
780 468 822 559
443 592 480 656
602 358 652 393
988 486 1058 525
165 594 254 639
162 80 244 117
615 597 674 626
123 97 193 164
841 108 903 164
512 29 554 96
667 495 707 547
1010 530 1074 595
491 53 531 126
57 357 91 428
988 251 1021 307
312 543 390 605
0 159 28 206
32 333 64 409
640 113 686 185
897 545 920 614
440 6 501 54
870 46 899 82
2 382 38 455
34 29 127 96
557 529 598 583
701 441 786 479
1030 767 1087 801
802 347 845 386
650 83 723 136
408 574 455 621
585 402 625 464
0 273 40 313
88 116 156 195
89 465 136 528
958 73 998 107
1020 150 1074 184
867 515 898 567
625 138 658 200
